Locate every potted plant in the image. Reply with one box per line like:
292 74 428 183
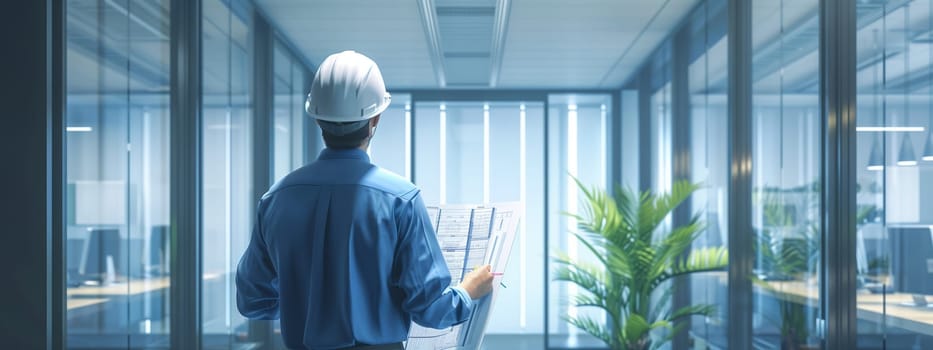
555 179 728 350
754 193 876 350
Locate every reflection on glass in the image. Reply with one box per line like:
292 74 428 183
65 1 171 348
546 94 610 347
201 0 254 348
856 1 933 348
273 44 309 181
751 0 822 348
688 0 730 347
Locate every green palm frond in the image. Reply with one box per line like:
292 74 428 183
668 247 729 278
669 303 717 321
564 315 612 345
555 179 727 350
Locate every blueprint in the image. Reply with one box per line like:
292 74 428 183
406 203 521 350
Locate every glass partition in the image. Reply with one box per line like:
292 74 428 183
65 1 172 348
412 100 546 336
272 44 309 181
201 0 254 348
546 94 611 347
856 1 933 348
368 94 412 179
687 0 730 347
751 0 822 348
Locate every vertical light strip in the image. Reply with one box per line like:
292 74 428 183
600 103 607 326
440 104 447 205
566 104 579 326
141 110 154 330
519 103 527 329
405 103 412 180
483 104 491 203
601 104 607 185
224 109 233 328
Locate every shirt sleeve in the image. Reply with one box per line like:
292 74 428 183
393 192 474 329
236 200 280 320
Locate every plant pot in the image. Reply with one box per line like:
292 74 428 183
781 337 819 350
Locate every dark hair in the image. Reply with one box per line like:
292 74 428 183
319 121 370 149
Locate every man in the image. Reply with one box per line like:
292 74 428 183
236 51 494 350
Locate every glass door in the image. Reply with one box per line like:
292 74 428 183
65 1 172 348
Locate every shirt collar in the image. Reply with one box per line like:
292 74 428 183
318 148 371 163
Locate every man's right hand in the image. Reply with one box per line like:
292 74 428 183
459 264 495 300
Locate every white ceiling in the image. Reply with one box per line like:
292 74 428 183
255 0 699 89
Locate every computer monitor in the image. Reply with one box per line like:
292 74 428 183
66 238 86 287
889 226 933 306
148 225 169 276
81 228 121 282
66 238 86 273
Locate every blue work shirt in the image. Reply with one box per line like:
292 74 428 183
236 148 474 350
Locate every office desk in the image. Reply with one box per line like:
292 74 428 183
66 274 222 323
67 298 109 310
67 273 221 298
759 280 933 337
67 277 171 298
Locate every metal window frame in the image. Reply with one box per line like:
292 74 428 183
669 23 693 350
0 1 66 348
726 0 754 348
820 0 858 348
246 9 276 347
169 0 203 348
52 0 67 348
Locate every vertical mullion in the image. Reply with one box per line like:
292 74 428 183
409 94 418 184
609 91 622 189
542 97 550 349
248 11 274 346
0 2 57 348
820 0 857 347
52 0 67 348
727 0 753 349
169 0 202 348
638 70 653 194
670 24 692 350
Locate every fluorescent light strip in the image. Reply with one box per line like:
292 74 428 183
897 160 917 166
566 105 579 326
519 104 527 330
867 165 885 171
601 104 607 183
856 126 925 132
405 104 412 180
224 109 233 328
599 104 608 325
924 156 933 161
66 126 93 132
440 104 447 205
483 104 490 204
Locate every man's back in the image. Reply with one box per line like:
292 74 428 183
236 148 475 350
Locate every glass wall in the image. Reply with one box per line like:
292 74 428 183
201 0 254 348
273 44 312 181
856 1 933 348
412 100 547 335
687 0 730 347
65 1 172 348
368 94 412 178
750 0 822 348
546 94 610 347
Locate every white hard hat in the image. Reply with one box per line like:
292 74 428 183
305 50 391 123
